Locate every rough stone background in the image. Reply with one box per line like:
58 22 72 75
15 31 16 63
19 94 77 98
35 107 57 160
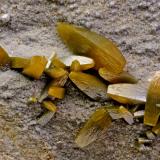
0 0 160 159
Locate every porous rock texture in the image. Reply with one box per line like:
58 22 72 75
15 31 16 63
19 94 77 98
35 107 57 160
0 0 160 160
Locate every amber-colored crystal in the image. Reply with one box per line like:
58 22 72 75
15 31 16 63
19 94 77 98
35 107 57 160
0 45 10 67
57 22 126 73
107 84 147 104
144 72 160 126
11 57 30 69
75 107 112 147
99 68 137 84
22 56 47 79
42 100 57 112
48 86 65 99
69 72 108 101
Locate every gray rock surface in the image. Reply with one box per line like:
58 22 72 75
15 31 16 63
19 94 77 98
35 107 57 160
0 0 160 159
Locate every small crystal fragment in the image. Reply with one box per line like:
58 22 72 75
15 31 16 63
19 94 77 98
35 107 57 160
99 68 138 84
107 106 134 124
107 106 122 119
28 96 37 104
70 60 81 72
37 111 55 126
156 104 160 108
131 105 139 113
45 67 67 79
138 137 152 144
22 56 47 79
45 52 56 69
50 73 69 87
119 106 134 125
51 57 66 69
48 86 65 99
134 110 145 118
60 55 95 70
11 57 30 69
42 100 57 112
152 121 160 135
38 74 68 102
80 63 95 71
146 131 156 140
135 142 151 152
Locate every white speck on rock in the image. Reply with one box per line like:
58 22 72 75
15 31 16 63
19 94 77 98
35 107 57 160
0 13 10 25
